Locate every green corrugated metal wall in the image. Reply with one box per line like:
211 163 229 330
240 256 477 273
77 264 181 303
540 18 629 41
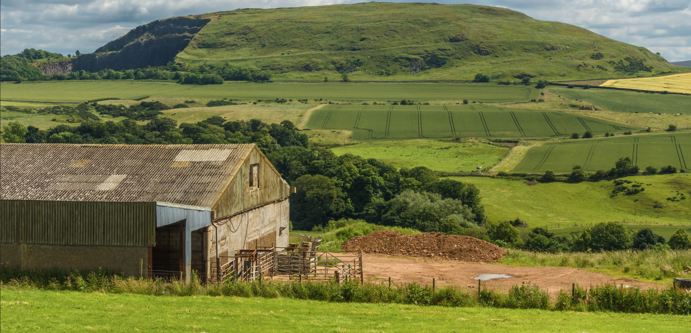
0 200 156 247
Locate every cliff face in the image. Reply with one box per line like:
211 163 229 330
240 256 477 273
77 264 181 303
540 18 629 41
37 60 73 75
72 17 209 71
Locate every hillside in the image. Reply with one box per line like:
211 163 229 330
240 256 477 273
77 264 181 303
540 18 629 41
672 60 691 67
77 2 675 81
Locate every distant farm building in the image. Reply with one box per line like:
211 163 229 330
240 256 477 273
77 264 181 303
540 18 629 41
0 144 291 282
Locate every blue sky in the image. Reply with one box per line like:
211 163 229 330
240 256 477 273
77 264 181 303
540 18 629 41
1 0 690 61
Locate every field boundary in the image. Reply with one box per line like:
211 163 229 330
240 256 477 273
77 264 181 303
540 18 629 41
417 105 423 138
632 137 639 165
533 145 556 171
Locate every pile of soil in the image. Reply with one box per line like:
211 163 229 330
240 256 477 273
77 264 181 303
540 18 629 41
342 231 505 262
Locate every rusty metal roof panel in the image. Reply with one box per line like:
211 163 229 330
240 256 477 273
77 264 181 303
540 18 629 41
0 144 255 208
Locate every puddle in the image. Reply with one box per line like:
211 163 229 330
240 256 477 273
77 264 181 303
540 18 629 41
474 273 512 281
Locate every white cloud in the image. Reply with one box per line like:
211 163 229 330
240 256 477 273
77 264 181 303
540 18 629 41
1 0 690 61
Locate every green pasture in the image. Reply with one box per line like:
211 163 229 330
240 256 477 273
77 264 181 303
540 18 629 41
0 81 536 104
0 110 72 129
162 103 312 125
514 132 691 173
453 174 691 230
551 86 691 115
307 104 630 140
3 288 688 333
331 139 508 173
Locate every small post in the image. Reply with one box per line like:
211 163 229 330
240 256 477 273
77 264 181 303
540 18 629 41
477 279 481 299
335 270 340 284
571 283 576 302
432 278 436 294
388 277 392 289
358 250 364 284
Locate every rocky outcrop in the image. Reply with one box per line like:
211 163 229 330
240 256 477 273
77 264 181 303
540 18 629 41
37 60 73 76
72 16 209 71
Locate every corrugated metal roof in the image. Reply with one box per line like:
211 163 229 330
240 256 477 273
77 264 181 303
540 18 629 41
0 144 256 208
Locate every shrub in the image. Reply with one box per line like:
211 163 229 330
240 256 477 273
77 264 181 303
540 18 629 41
473 73 490 83
582 131 593 138
668 230 689 250
567 166 586 183
571 133 580 139
643 166 657 175
505 284 549 309
659 165 677 174
666 124 677 132
487 221 520 246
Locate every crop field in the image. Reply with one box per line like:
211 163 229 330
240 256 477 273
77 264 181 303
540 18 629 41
513 132 691 173
601 73 691 94
0 81 537 104
331 139 508 173
3 288 689 333
307 104 630 140
453 174 691 230
162 103 313 125
551 86 691 115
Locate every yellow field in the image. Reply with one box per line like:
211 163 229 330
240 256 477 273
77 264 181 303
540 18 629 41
600 73 691 94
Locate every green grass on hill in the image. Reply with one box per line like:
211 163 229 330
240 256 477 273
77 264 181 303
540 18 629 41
331 139 508 173
453 174 691 230
0 81 536 104
513 132 691 173
3 288 688 333
177 3 675 81
308 104 631 140
551 86 691 115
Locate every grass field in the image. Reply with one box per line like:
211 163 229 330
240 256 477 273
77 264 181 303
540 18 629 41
513 132 691 173
453 174 691 230
551 86 691 115
601 73 691 94
2 288 688 333
162 103 313 125
331 139 508 173
0 81 537 104
307 104 630 140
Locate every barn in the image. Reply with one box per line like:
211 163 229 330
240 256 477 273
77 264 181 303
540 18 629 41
0 144 291 283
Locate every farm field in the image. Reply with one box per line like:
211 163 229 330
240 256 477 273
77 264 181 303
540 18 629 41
600 73 691 94
307 104 630 140
162 103 313 125
550 86 691 115
0 80 537 104
513 132 691 173
452 174 691 230
3 288 689 333
331 139 508 173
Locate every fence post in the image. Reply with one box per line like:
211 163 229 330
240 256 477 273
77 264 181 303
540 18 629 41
571 283 576 303
477 279 481 299
432 278 436 294
358 250 364 284
335 271 340 284
388 277 392 289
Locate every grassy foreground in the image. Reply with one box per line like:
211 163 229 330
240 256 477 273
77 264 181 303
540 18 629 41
2 288 688 333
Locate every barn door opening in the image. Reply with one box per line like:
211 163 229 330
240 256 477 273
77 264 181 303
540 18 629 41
152 221 184 279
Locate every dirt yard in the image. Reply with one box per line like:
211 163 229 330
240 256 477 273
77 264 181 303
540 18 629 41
359 254 660 296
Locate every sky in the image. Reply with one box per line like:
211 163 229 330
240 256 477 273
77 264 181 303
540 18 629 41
1 0 690 61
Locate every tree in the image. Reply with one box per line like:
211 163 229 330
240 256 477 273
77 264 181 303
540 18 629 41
540 170 556 182
523 227 567 252
643 166 657 175
75 50 81 57
487 221 520 246
567 166 586 183
2 122 28 142
290 175 351 230
380 190 474 232
668 230 689 250
632 228 665 250
589 222 631 251
666 124 677 132
571 133 580 139
582 131 593 139
609 157 638 178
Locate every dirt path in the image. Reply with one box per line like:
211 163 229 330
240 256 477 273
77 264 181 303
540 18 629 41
359 254 659 296
299 104 327 129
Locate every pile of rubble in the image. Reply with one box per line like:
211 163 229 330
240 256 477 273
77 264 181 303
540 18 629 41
342 231 505 262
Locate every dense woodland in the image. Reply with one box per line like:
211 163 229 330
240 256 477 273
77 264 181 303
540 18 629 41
2 102 688 253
